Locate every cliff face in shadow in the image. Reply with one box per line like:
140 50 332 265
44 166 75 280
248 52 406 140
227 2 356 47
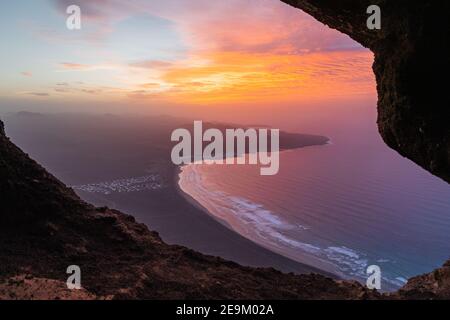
282 0 450 183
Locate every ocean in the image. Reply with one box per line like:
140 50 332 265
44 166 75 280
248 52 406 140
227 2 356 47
179 113 450 291
7 110 449 291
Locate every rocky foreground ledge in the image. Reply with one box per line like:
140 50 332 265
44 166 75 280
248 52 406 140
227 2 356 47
0 119 449 299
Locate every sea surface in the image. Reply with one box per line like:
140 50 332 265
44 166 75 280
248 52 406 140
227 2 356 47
6 110 450 291
179 113 450 291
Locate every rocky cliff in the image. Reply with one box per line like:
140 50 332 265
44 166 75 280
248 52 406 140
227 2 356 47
282 0 450 183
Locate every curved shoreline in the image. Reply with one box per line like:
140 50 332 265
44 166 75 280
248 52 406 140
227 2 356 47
174 165 233 230
174 161 338 279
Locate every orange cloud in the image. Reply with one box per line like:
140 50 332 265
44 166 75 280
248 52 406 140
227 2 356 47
120 0 375 105
47 0 375 107
131 50 375 104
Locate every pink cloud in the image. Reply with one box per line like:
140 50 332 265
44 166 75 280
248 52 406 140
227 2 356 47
60 62 90 70
50 0 360 54
129 60 173 69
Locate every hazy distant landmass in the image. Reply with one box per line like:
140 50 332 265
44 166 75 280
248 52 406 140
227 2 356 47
4 112 329 185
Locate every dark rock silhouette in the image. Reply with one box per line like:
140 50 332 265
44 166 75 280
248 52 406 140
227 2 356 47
282 0 450 183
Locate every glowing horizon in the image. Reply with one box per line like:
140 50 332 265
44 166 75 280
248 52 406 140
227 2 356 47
0 0 376 109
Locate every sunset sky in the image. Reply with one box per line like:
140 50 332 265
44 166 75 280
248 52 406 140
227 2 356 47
0 0 376 126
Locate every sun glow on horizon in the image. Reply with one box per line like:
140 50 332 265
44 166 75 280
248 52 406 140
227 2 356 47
141 50 375 104
0 0 376 110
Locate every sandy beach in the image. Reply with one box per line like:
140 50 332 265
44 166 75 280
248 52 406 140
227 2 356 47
78 162 334 278
172 165 333 275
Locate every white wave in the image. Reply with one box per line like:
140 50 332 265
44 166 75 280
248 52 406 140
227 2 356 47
179 163 407 289
228 196 292 229
324 246 368 276
220 195 370 275
395 277 408 284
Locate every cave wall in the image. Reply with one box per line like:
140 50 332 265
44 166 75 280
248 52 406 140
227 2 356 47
281 0 449 183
